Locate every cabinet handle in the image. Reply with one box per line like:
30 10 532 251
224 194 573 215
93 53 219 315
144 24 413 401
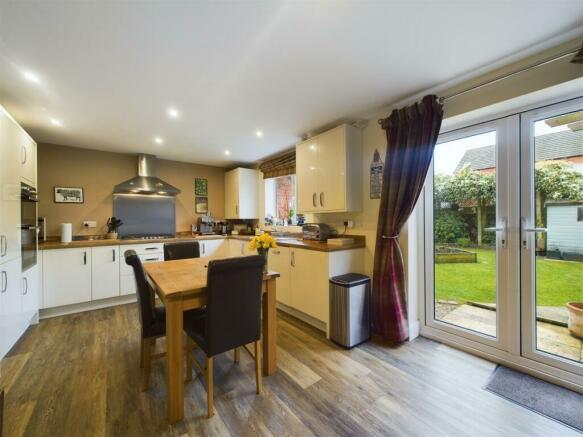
112 249 116 262
320 192 324 207
312 193 317 208
1 271 7 293
236 205 239 216
202 243 205 255
23 277 28 295
22 145 27 164
0 235 6 257
272 250 280 255
83 251 87 265
241 243 244 255
145 258 159 261
145 247 158 251
291 251 295 267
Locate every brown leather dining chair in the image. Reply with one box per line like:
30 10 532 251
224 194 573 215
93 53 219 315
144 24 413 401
124 250 198 391
183 255 264 418
164 241 200 260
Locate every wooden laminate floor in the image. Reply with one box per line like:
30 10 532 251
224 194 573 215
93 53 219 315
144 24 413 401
0 304 578 437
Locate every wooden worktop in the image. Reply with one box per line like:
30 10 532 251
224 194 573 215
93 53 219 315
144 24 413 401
39 233 366 252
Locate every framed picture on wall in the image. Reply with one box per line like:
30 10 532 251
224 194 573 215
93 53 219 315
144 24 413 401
195 196 208 214
195 178 208 196
54 186 84 203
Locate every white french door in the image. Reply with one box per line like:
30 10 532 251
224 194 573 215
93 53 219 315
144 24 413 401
424 96 583 386
521 97 583 377
424 116 520 353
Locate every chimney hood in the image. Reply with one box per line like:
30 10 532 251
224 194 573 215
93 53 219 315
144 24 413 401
113 154 180 196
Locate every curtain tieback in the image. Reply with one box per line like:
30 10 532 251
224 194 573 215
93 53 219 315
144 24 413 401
381 235 399 239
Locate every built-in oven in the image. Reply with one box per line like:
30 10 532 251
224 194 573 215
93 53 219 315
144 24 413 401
21 183 38 271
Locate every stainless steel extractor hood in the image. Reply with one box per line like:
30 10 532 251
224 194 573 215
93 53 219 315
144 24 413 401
113 154 180 196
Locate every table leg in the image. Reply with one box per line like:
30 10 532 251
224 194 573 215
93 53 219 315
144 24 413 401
262 277 277 375
166 297 184 423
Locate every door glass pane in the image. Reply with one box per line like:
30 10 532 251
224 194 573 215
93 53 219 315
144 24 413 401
533 110 583 363
434 131 497 337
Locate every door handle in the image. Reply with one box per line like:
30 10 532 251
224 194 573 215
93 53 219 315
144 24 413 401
312 192 317 208
521 219 547 250
320 192 324 207
1 271 7 293
484 218 507 248
23 277 28 295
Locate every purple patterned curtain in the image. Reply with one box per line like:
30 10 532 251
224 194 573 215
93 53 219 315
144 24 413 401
372 95 443 343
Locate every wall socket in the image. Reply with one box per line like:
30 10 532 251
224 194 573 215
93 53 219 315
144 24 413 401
83 221 97 228
343 220 355 229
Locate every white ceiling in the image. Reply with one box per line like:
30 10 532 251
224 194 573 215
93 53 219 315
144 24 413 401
1 1 582 167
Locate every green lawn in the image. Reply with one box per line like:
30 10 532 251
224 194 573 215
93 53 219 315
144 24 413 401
435 248 583 306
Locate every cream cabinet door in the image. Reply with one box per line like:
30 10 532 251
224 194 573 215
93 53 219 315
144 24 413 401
0 257 24 358
21 264 39 320
289 248 329 322
92 246 120 300
200 239 225 259
224 169 238 219
296 139 320 213
43 248 92 308
317 126 346 212
20 134 36 187
0 109 22 264
268 247 291 306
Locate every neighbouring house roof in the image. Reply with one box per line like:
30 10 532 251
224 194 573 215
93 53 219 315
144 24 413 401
454 130 583 173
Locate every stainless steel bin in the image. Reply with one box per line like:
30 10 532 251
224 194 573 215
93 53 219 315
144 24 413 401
329 273 370 348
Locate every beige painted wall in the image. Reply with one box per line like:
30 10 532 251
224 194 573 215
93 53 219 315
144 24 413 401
38 143 225 236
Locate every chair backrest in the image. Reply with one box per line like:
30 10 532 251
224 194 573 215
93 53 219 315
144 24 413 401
124 250 157 332
164 241 200 261
205 255 264 356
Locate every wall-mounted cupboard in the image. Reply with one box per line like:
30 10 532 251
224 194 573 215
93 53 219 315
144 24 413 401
296 124 362 213
224 167 260 219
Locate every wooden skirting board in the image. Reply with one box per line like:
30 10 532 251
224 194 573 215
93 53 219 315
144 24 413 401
39 294 137 319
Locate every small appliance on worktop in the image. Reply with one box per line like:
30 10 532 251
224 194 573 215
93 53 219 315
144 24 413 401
302 223 337 241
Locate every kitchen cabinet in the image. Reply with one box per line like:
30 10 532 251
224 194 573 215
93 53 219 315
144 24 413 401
21 264 39 322
289 248 329 322
43 248 92 308
92 246 120 300
0 107 23 264
20 133 36 187
119 243 164 296
296 124 362 213
224 167 260 219
199 239 225 259
0 258 25 358
267 247 291 307
228 238 254 257
270 246 365 332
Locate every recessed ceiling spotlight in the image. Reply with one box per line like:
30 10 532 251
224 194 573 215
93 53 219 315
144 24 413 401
167 107 180 119
224 150 231 156
23 71 40 83
154 137 164 144
50 118 62 127
255 130 263 137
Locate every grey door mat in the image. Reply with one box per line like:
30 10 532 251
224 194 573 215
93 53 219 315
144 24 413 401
485 365 583 432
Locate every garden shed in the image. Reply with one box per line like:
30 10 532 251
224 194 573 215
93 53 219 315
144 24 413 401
546 201 583 258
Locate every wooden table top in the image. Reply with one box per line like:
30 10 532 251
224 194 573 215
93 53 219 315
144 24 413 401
144 257 280 299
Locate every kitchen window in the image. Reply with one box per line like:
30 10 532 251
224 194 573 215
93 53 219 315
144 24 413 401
264 175 297 225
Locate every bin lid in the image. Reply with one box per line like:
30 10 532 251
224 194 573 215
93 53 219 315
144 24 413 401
329 273 370 287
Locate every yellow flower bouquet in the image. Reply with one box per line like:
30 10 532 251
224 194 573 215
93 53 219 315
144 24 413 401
248 233 277 272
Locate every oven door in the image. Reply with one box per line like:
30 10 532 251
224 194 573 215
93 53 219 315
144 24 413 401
21 198 38 271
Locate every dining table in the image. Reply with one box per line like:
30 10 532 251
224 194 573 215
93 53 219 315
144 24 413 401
144 256 279 424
